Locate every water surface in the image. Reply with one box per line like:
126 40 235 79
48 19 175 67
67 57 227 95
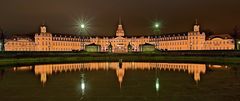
0 62 239 101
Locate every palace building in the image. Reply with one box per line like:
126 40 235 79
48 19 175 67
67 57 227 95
4 20 235 52
153 21 234 50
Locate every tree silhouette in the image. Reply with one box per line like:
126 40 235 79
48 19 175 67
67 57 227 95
0 27 4 51
233 26 240 50
202 29 214 37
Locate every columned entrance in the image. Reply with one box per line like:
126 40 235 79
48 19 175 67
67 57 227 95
113 44 127 53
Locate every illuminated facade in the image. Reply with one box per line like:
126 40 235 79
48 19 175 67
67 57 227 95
5 25 89 51
89 22 150 52
4 38 35 51
153 22 234 50
4 20 235 52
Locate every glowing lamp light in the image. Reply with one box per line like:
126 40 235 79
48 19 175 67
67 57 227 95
155 24 159 28
81 82 85 90
80 24 85 29
152 22 161 33
238 41 240 44
155 78 160 92
79 74 86 95
74 16 93 34
156 83 159 90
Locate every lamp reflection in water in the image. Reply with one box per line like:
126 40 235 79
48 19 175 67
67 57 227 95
79 74 86 96
155 69 160 95
155 78 160 92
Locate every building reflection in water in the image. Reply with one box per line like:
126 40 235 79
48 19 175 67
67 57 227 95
116 67 125 88
0 69 5 80
11 62 209 87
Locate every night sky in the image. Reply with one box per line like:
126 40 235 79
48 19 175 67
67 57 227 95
1 0 240 36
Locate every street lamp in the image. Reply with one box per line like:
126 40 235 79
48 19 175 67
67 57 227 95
155 23 159 28
153 22 161 34
80 24 85 29
77 22 87 31
238 41 240 50
74 16 93 35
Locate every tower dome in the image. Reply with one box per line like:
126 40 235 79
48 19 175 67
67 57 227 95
40 24 47 33
194 19 200 32
116 18 125 37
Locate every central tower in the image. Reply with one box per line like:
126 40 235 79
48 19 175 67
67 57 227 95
116 18 125 37
194 19 200 32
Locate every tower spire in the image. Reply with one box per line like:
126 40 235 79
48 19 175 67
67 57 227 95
195 18 198 25
193 19 200 32
116 17 124 37
119 17 122 25
42 20 46 26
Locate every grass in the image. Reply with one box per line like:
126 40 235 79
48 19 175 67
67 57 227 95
0 55 240 67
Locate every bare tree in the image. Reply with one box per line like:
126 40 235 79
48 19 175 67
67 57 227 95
233 26 240 50
0 27 4 51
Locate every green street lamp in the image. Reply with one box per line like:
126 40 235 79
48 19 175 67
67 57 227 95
80 24 85 29
153 22 161 34
76 22 88 35
155 23 159 28
74 17 92 35
238 41 240 50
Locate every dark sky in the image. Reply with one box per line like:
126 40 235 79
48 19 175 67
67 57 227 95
0 0 240 36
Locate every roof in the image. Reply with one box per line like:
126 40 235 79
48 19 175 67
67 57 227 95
87 43 100 46
207 34 232 40
139 43 155 46
52 33 91 39
6 33 35 40
145 32 188 38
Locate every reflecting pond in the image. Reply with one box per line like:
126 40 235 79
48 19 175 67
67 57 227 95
0 62 240 101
